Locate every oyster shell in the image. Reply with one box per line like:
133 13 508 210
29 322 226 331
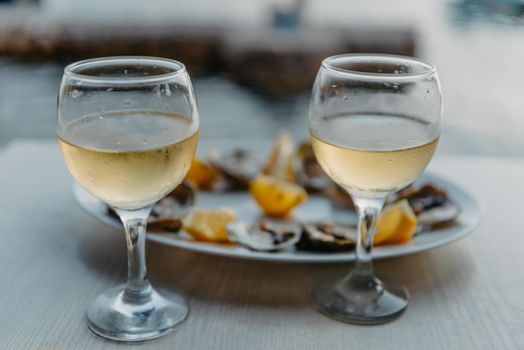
392 183 460 231
208 148 260 190
148 218 183 233
325 184 356 211
296 222 357 252
291 142 331 192
151 181 196 219
106 181 194 232
417 201 461 231
227 220 301 251
392 184 448 215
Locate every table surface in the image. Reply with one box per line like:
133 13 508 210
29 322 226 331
0 140 522 350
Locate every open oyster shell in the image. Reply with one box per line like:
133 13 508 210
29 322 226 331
417 201 461 231
151 181 196 219
227 220 302 251
325 184 356 210
208 148 260 190
144 181 197 233
290 142 331 192
107 181 196 226
392 184 460 232
148 218 183 233
296 222 357 252
392 184 448 215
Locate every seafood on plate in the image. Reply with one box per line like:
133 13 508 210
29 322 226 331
391 184 460 231
208 148 260 190
182 207 236 242
228 219 302 252
249 174 307 218
133 132 462 253
296 222 357 252
290 142 331 192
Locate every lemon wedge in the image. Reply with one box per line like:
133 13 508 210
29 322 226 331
249 174 307 218
262 132 295 182
374 199 417 246
185 158 217 190
183 208 235 242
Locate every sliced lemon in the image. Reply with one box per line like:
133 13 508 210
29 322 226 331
249 174 307 218
374 199 417 246
185 158 217 189
183 208 236 242
262 132 295 182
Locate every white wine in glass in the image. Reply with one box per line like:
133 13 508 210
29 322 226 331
57 57 199 341
309 54 442 324
59 111 198 210
311 113 438 198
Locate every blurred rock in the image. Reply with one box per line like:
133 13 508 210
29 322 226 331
0 6 415 94
222 27 414 97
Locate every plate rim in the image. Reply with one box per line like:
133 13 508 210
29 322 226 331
72 172 482 263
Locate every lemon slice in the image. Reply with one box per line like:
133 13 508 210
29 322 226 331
249 174 307 218
183 208 236 242
262 132 295 181
374 199 417 246
185 158 217 189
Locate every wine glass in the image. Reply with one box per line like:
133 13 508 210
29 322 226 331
57 57 199 341
309 54 441 324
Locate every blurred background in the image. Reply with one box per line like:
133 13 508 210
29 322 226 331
1 0 523 155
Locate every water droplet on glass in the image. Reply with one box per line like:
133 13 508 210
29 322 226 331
153 85 161 97
142 139 147 145
70 89 82 98
343 95 349 100
330 83 337 88
98 115 104 120
426 89 430 93
107 87 114 92
164 83 172 96
123 69 128 74
123 98 131 107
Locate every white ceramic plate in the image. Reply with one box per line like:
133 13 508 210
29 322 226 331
73 171 481 263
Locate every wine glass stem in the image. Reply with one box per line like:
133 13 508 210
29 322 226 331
115 206 154 302
352 196 385 279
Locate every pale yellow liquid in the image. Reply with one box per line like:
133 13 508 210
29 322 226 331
311 114 439 197
58 111 198 210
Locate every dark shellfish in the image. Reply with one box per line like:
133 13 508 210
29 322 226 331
290 142 331 192
151 181 196 219
393 184 460 231
296 222 357 252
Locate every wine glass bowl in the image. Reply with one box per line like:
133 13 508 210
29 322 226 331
309 54 441 324
57 57 199 341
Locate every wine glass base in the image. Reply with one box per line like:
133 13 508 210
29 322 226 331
313 280 408 325
87 284 189 342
